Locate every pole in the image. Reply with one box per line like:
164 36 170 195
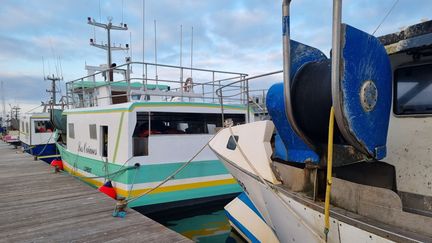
282 0 316 152
190 26 193 78
142 0 146 86
154 20 158 84
324 0 342 240
107 24 112 81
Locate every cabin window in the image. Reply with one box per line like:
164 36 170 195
89 124 97 140
101 126 108 157
34 120 53 133
25 122 29 134
147 112 245 135
132 112 149 156
226 135 239 150
131 112 245 156
68 123 75 139
21 121 24 131
394 64 432 115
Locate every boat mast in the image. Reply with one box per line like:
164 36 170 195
45 74 62 108
1 81 6 126
87 16 129 81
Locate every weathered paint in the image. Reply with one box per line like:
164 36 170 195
266 40 327 163
339 24 392 159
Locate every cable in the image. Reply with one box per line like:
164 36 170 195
126 140 209 204
372 0 399 36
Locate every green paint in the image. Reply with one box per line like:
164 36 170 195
112 112 125 162
58 144 234 184
57 143 242 207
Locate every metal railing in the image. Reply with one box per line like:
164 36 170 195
215 70 283 123
65 61 250 109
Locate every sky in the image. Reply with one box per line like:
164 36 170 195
0 0 430 114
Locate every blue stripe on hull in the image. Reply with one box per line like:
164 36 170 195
22 143 59 163
225 210 260 243
238 192 265 221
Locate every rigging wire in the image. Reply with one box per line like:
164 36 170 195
372 0 399 36
121 0 124 24
98 0 101 22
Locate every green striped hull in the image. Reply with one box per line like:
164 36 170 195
56 144 242 209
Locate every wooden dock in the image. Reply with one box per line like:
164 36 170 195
0 142 191 243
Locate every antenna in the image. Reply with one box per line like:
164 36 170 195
1 81 6 126
87 16 129 81
154 19 158 83
180 25 183 67
190 26 194 78
42 56 46 78
142 0 146 86
179 25 184 93
45 73 63 107
58 56 64 79
98 0 101 22
129 32 133 60
121 0 124 24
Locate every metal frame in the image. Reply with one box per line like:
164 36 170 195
66 61 251 109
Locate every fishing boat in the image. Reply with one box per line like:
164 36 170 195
54 17 267 213
19 112 59 163
224 192 279 243
2 106 21 148
210 1 432 242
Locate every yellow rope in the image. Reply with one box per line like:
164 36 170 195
324 106 335 241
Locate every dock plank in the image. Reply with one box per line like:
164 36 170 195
0 142 191 243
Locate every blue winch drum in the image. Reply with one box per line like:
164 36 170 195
267 24 392 163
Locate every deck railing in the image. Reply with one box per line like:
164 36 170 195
215 70 283 122
65 61 250 109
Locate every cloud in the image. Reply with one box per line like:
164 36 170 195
0 0 431 111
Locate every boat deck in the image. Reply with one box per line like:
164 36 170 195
0 141 191 242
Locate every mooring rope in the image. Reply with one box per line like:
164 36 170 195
66 151 137 180
65 164 138 180
126 140 210 204
126 165 140 200
35 131 55 157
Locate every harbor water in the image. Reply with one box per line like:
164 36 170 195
143 202 246 243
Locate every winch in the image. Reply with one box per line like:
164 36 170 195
267 24 392 165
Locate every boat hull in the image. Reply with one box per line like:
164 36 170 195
22 143 59 163
225 192 279 243
57 143 242 212
218 154 403 243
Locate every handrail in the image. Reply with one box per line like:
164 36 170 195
67 61 254 109
68 61 248 84
215 70 282 98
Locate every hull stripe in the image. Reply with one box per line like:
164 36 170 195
112 112 125 162
62 160 238 197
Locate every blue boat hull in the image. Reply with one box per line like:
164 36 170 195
22 143 60 163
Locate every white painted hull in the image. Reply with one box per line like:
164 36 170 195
219 157 396 243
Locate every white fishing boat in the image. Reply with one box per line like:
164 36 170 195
19 112 58 163
54 17 267 213
210 1 432 242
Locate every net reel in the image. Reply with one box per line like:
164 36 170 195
267 24 392 166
